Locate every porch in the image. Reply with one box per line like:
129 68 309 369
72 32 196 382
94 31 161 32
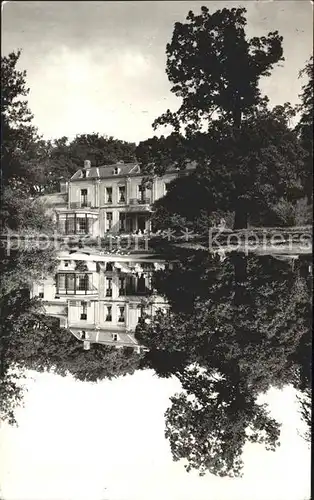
56 211 99 236
117 274 151 297
55 272 98 296
118 212 151 234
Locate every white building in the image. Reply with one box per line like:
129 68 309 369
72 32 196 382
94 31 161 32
44 160 194 237
32 250 170 352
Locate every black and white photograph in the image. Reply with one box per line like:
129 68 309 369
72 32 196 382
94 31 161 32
0 1 312 499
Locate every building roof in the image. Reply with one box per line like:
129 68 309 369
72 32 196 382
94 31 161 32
69 327 139 347
71 162 141 181
70 161 196 181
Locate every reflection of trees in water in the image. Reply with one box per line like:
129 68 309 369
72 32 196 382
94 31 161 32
136 252 312 477
0 290 142 424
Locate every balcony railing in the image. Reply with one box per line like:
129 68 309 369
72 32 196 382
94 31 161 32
119 286 151 296
129 197 151 205
56 273 98 295
70 201 92 209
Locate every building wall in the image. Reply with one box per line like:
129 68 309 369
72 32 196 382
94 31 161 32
68 173 176 208
32 252 169 348
60 170 178 235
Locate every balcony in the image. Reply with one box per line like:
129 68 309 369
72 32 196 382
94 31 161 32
70 202 94 209
119 286 151 297
56 273 98 296
129 197 151 205
127 198 152 213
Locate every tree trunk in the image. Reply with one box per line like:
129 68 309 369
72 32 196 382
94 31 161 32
233 200 248 306
232 107 249 305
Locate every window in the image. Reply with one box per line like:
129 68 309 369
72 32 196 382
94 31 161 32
106 277 113 297
138 184 145 202
105 187 112 204
56 273 91 294
113 167 121 175
38 284 44 299
106 212 113 231
76 216 88 234
112 333 118 341
118 186 126 203
164 182 170 195
64 214 88 235
118 306 125 323
105 305 112 322
80 302 87 320
119 212 126 232
119 278 125 296
80 189 88 207
78 274 89 291
106 262 113 272
66 215 75 234
57 274 66 290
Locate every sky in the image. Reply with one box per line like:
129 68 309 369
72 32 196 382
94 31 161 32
0 2 312 499
1 1 313 143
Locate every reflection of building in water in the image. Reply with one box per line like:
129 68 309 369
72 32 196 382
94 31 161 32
31 250 170 352
42 160 194 237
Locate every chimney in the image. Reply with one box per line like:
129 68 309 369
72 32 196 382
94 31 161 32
84 160 91 169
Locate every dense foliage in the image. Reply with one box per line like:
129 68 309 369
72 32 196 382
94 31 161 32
32 133 137 193
136 253 312 476
136 7 311 231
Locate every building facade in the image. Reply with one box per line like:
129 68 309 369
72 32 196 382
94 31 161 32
34 160 193 349
53 160 190 237
32 250 170 352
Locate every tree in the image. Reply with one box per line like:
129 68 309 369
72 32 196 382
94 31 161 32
0 289 142 424
139 254 311 389
137 6 288 229
136 253 312 475
8 317 143 382
165 366 281 478
140 104 305 234
154 7 283 132
296 56 313 202
0 185 57 297
1 50 41 191
0 289 35 425
32 133 137 193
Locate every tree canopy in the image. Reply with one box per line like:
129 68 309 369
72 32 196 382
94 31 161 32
136 252 312 476
1 50 40 191
154 6 284 132
136 7 309 231
295 56 313 202
34 133 137 193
